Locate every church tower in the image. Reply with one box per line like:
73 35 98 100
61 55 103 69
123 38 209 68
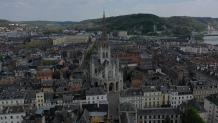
98 11 111 64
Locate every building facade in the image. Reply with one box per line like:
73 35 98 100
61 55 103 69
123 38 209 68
137 108 181 123
0 106 26 123
204 94 218 123
193 85 218 102
35 92 45 108
169 92 193 108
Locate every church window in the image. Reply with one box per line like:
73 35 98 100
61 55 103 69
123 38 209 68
103 52 105 58
106 52 108 58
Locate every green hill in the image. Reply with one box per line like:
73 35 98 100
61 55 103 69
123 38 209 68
1 14 218 36
74 14 218 36
0 19 10 26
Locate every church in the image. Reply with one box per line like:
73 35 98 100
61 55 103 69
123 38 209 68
90 13 123 93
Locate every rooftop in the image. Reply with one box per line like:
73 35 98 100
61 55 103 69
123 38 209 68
0 106 26 114
137 108 181 115
86 87 106 96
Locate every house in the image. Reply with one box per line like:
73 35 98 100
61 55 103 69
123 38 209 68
0 91 25 110
169 92 193 108
86 87 108 104
169 86 193 108
36 68 53 81
35 92 45 108
120 89 144 109
193 84 218 102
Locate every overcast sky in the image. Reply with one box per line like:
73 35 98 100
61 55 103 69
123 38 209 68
0 0 217 21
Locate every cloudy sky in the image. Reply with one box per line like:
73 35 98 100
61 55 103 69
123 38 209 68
0 0 217 21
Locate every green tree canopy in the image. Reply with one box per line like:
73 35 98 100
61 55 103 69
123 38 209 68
183 108 205 123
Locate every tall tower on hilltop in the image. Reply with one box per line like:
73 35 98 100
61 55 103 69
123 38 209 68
98 11 111 64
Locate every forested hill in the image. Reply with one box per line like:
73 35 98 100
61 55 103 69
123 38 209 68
1 14 218 36
74 14 218 36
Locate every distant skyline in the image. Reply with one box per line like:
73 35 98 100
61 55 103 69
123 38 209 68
0 0 218 21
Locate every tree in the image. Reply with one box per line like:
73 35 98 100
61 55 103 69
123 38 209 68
0 54 3 61
163 116 171 123
183 108 205 123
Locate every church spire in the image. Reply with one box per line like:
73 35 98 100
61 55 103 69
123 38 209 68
103 10 106 20
101 10 108 42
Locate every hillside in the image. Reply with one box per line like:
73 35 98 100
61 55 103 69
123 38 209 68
1 14 218 36
74 14 218 36
0 19 77 29
0 19 10 26
0 19 77 34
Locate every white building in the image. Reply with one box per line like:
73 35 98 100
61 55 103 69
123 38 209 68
35 92 45 108
0 99 24 109
204 94 218 123
86 88 108 104
0 92 25 110
117 31 128 39
0 106 26 123
180 46 209 54
169 92 193 108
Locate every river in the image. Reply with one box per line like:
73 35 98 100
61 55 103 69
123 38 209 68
204 35 218 45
